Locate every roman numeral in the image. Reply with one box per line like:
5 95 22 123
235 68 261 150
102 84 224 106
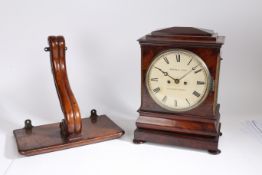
192 65 199 70
193 91 201 97
162 96 167 103
176 54 180 62
186 98 190 105
197 81 205 85
153 87 160 93
163 57 169 64
195 69 202 74
187 59 192 65
150 78 159 81
174 100 177 107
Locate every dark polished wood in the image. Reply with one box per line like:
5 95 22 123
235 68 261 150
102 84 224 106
13 36 124 156
14 113 124 156
134 125 221 154
48 36 82 137
134 27 224 154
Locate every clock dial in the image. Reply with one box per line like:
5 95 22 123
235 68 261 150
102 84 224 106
146 49 211 112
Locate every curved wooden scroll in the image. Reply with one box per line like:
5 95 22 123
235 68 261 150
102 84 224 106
47 36 82 136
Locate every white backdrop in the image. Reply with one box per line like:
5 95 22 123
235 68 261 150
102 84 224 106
0 0 262 175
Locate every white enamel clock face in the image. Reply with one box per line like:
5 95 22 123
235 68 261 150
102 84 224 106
146 49 211 112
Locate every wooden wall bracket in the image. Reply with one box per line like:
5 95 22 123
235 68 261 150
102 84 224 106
13 36 124 156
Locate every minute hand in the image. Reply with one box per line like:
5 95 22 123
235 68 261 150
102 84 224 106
179 65 199 80
154 67 177 81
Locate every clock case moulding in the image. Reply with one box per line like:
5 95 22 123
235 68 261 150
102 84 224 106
133 27 225 154
13 36 124 156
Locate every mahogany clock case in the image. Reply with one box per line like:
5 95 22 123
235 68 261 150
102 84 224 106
134 27 225 154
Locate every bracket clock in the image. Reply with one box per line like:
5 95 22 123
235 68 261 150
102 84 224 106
133 27 225 154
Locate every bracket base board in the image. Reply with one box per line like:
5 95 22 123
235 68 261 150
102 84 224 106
14 115 124 156
133 125 221 154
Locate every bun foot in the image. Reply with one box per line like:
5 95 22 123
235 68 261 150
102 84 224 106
133 139 145 144
219 132 222 136
208 149 221 155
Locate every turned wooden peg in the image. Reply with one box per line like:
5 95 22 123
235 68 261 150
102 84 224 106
24 119 33 130
46 36 82 136
90 109 98 123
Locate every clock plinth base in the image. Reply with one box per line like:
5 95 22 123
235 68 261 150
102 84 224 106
134 126 221 154
13 115 124 156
